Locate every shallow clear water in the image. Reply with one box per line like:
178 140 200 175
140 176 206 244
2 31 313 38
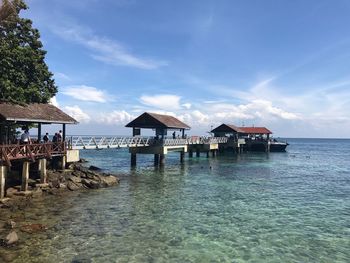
5 139 350 262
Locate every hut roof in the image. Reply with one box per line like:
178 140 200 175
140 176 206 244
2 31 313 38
0 102 78 124
125 112 190 130
239 127 272 134
211 124 244 133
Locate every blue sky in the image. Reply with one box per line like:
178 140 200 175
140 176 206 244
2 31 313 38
24 0 350 137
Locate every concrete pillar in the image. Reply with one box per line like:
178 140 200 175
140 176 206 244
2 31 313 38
196 151 200 157
206 151 209 158
0 166 7 199
131 153 137 167
61 156 66 170
189 150 193 158
160 154 165 166
180 151 185 163
21 161 30 192
154 154 159 166
39 159 47 184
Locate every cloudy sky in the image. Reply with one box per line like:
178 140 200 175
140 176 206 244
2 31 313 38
25 0 350 138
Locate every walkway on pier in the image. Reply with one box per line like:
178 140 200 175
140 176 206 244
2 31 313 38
68 136 229 150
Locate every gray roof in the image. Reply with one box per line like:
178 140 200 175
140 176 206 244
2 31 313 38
0 102 78 124
125 112 190 130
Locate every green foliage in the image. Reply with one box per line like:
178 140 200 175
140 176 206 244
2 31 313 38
0 0 57 104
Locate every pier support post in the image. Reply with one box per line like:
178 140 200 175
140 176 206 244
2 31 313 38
180 151 185 163
206 151 209 158
189 150 193 158
196 151 200 157
21 161 30 192
160 154 165 166
0 166 7 199
39 159 47 184
131 153 137 167
212 150 216 157
61 156 66 170
154 154 160 166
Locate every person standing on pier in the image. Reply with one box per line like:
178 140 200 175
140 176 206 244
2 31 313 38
43 133 49 143
172 131 176 139
20 129 31 144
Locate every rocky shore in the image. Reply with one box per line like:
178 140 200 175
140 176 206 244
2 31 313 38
0 161 119 258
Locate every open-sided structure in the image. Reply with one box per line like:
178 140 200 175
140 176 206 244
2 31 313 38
0 102 78 199
125 112 190 138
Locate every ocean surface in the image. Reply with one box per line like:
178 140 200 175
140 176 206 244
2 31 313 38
4 139 350 262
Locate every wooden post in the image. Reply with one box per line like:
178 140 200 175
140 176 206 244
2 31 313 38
21 161 30 192
131 153 137 167
154 154 159 166
160 154 165 166
180 151 185 163
62 124 66 141
196 150 200 157
182 129 185 139
0 166 7 199
189 150 193 158
38 123 42 142
206 151 209 158
39 159 47 183
211 150 216 157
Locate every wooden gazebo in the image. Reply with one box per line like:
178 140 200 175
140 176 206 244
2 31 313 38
125 112 190 139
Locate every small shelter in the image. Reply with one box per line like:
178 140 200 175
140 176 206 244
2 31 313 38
211 124 244 138
0 102 78 144
238 127 272 140
125 112 190 138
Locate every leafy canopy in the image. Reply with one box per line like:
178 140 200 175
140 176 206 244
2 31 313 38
0 0 57 104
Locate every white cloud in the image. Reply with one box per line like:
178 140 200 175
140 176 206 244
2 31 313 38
62 85 110 103
181 103 192 109
64 105 91 123
49 96 59 107
140 94 182 110
54 72 71 81
54 25 166 70
99 110 134 125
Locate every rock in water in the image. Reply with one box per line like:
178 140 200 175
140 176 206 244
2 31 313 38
5 231 18 245
88 165 101 171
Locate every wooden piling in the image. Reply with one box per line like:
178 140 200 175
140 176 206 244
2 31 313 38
131 153 137 167
189 150 193 158
180 151 185 163
39 159 47 184
21 161 30 192
206 151 209 158
154 154 160 166
196 151 200 157
0 166 6 199
160 154 165 166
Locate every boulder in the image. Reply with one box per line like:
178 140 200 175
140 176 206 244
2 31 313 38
88 165 102 171
6 187 18 198
5 231 18 245
67 181 81 191
69 176 82 184
100 175 119 187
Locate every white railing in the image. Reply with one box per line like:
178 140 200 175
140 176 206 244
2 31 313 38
68 136 230 150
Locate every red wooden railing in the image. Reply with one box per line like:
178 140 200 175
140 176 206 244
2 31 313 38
0 142 66 166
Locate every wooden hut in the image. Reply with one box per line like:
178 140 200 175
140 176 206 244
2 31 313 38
0 102 78 198
125 112 190 166
125 112 190 139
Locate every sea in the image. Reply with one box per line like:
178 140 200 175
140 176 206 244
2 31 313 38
3 138 350 263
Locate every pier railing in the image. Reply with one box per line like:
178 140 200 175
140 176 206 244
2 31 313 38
0 142 66 166
68 136 229 149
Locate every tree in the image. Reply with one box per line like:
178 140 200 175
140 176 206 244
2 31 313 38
0 0 57 104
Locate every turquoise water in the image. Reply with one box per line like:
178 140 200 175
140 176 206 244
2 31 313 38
8 139 350 262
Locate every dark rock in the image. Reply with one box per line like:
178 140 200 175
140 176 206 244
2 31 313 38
5 220 16 229
78 158 88 163
69 176 82 184
67 181 81 191
88 165 101 171
81 179 100 189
